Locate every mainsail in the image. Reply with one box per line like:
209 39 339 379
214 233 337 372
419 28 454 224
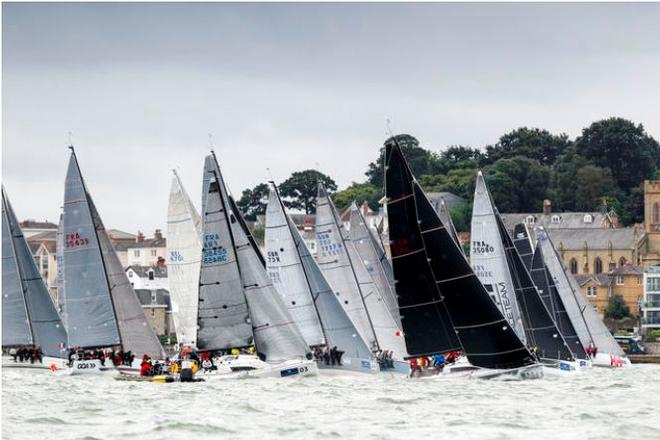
63 149 164 358
349 202 401 328
496 214 574 362
470 171 527 343
206 153 310 362
385 140 536 369
315 184 378 349
530 242 587 358
436 197 463 254
167 171 203 348
197 155 253 351
536 228 625 357
2 187 67 358
512 223 535 270
266 185 373 362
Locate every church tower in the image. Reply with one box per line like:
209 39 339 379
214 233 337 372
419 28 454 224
642 180 660 267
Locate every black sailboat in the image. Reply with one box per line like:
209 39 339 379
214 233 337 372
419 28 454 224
496 215 575 362
513 224 588 359
385 139 537 370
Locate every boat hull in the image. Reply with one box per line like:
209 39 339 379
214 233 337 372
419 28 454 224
317 357 379 375
201 356 318 380
591 352 631 368
2 356 68 370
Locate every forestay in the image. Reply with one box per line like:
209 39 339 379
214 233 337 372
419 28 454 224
167 171 203 348
197 155 253 351
2 188 67 358
349 202 402 329
471 171 527 343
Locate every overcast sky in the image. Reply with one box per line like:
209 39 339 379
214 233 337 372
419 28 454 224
3 2 660 234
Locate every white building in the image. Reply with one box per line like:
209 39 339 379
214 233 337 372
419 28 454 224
125 265 168 291
642 266 660 331
125 230 167 266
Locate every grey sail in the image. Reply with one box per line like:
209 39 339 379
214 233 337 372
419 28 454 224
368 227 395 288
470 171 527 343
209 153 310 362
349 202 402 329
90 197 165 359
56 214 66 329
265 188 325 346
316 185 378 349
197 155 253 350
2 189 34 347
2 188 67 358
62 151 121 349
536 228 625 357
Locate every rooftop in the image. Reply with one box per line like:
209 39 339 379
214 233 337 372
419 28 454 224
610 264 644 276
126 265 168 278
501 211 613 231
19 220 57 230
547 227 637 251
575 274 612 287
124 237 167 249
134 289 171 308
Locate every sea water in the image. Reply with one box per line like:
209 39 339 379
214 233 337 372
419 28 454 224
2 365 659 439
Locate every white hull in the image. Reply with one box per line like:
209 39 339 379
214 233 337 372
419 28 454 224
2 356 68 370
412 360 544 380
202 356 318 380
317 357 379 376
591 352 631 368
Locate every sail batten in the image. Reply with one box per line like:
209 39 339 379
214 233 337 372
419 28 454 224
385 140 535 369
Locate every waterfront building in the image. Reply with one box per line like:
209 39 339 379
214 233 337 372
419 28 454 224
125 229 167 266
642 266 660 331
500 199 619 232
125 263 168 291
19 219 58 239
639 180 660 267
134 288 175 338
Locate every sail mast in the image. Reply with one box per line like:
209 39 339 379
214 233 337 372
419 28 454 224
321 184 381 352
69 146 124 350
271 182 329 346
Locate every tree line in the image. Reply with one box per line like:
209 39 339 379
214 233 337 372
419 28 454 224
237 117 660 231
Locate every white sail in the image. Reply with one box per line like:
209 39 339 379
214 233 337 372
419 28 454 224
316 185 407 359
536 228 625 358
470 171 527 343
167 171 203 348
265 189 325 346
349 202 401 329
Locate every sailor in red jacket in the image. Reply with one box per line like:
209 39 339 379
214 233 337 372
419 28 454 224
140 355 152 377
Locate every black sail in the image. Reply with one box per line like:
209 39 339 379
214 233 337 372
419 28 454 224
530 243 587 358
497 215 574 362
386 140 536 369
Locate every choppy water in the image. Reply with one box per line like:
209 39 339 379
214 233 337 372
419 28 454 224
2 365 660 440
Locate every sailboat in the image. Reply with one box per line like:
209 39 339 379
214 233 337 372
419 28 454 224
470 172 528 343
2 187 69 370
316 184 409 373
472 173 585 373
198 153 317 379
535 227 630 368
265 185 378 374
61 147 165 375
384 139 542 379
513 223 591 370
348 202 401 329
167 170 203 349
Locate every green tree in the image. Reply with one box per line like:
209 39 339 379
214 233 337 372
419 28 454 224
574 118 660 192
418 168 478 201
332 182 381 212
236 183 270 221
573 165 616 211
485 156 551 213
485 127 571 166
449 202 472 233
440 145 485 170
605 294 632 320
366 134 443 189
551 147 591 211
279 170 337 214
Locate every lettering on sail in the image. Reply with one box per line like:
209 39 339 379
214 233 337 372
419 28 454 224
472 264 493 278
267 250 281 264
65 232 90 248
497 282 515 325
317 231 342 257
471 240 495 255
169 250 184 262
203 233 227 264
